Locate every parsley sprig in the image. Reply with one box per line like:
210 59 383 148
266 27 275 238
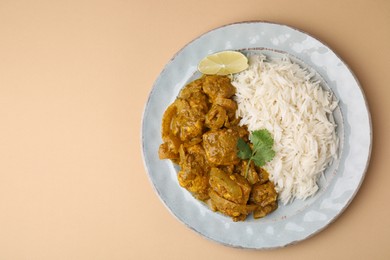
237 129 276 178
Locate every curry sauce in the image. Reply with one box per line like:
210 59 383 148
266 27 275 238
159 75 277 221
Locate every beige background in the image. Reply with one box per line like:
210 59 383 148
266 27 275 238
0 0 389 259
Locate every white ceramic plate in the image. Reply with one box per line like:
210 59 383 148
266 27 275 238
141 21 372 249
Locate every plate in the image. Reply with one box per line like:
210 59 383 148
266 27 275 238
141 21 372 249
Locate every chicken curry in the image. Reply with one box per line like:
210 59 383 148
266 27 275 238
158 75 278 221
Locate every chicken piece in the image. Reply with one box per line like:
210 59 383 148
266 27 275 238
253 202 278 219
257 167 271 184
249 181 278 219
202 75 236 101
202 128 240 166
209 190 257 221
159 102 182 160
205 104 227 130
178 79 209 113
160 79 209 144
209 167 251 204
250 181 277 207
208 167 253 221
161 102 177 140
159 98 205 159
158 141 179 162
229 125 249 139
213 97 238 121
171 99 205 142
177 144 211 201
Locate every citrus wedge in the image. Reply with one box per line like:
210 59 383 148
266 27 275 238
198 51 249 75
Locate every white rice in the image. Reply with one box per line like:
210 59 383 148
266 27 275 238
231 54 339 205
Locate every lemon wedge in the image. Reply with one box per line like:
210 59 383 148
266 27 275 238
198 51 249 75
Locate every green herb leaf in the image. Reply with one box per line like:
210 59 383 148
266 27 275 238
249 129 275 167
236 129 276 179
237 138 252 160
250 129 274 152
252 148 275 167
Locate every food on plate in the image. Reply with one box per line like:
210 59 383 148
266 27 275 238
158 50 340 220
232 54 339 204
158 74 278 221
